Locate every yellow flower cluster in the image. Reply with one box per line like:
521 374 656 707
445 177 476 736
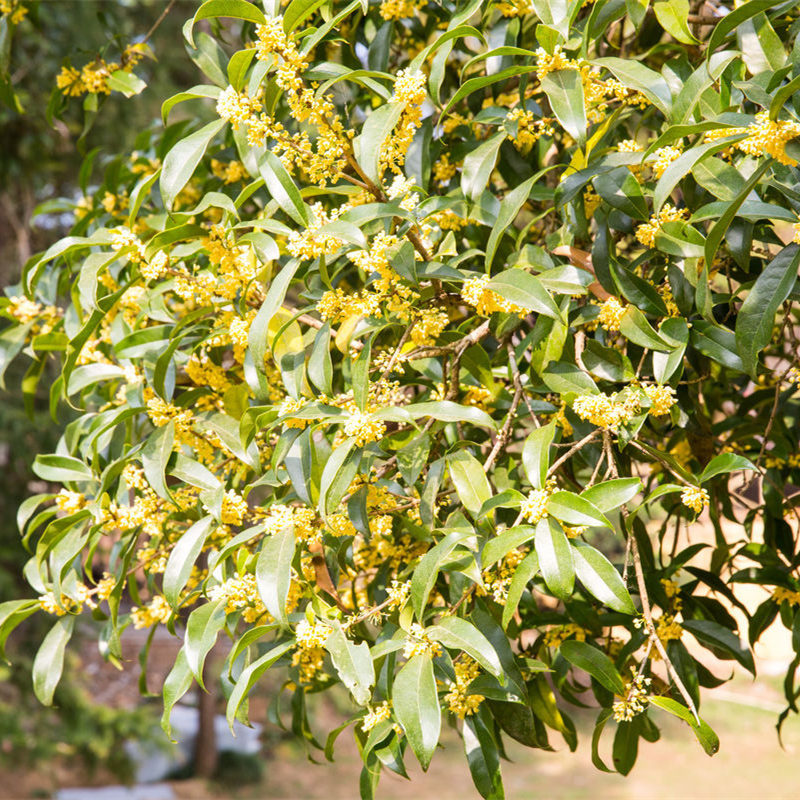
292 619 332 683
612 668 651 722
461 274 525 316
381 69 427 175
39 584 96 616
598 297 625 332
220 490 249 526
481 547 528 603
651 145 682 178
635 204 689 248
573 392 638 429
208 574 268 622
772 586 800 607
520 481 556 524
708 111 800 166
497 0 534 16
131 595 172 629
403 623 443 659
55 489 87 515
506 109 554 154
444 657 484 719
642 384 676 417
543 623 587 647
379 0 423 19
0 0 26 23
210 158 248 184
56 44 146 97
362 701 392 731
680 485 709 514
343 410 387 447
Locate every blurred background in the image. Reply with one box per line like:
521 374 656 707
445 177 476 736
1 2 799 799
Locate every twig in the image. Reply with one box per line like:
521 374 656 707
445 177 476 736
630 535 701 723
484 381 523 472
546 429 600 478
144 0 177 43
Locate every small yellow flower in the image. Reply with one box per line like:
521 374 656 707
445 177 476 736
681 486 709 514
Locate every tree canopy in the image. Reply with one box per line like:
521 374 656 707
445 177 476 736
2 0 800 797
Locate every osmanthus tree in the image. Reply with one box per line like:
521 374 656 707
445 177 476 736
2 0 800 795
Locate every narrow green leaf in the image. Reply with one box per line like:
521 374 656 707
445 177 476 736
448 450 492 516
163 516 215 607
487 270 563 321
162 648 194 737
535 517 574 600
185 598 228 685
698 453 756 483
486 176 536 270
411 532 470 620
461 132 505 203
541 68 587 144
226 640 295 728
393 654 441 771
559 640 625 695
325 623 374 706
141 421 175 502
160 119 226 209
649 696 720 755
32 616 74 705
735 245 800 377
548 491 613 529
572 542 636 614
428 616 503 679
580 478 641 513
258 151 310 226
501 551 539 629
255 524 296 627
522 421 556 490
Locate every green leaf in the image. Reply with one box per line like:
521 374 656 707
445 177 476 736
681 619 755 673
649 696 720 756
653 0 698 44
559 640 625 695
284 0 328 31
163 516 215 607
448 450 492 516
411 532 471 620
161 84 221 124
227 48 256 91
443 66 538 120
698 453 756 483
706 0 778 58
487 270 563 321
107 69 146 97
308 322 333 395
485 176 536 270
258 151 310 226
580 478 641 513
535 517 574 600
542 362 598 396
618 306 674 352
160 119 226 210
540 69 587 145
319 438 360 516
185 599 228 686
325 623 374 706
704 158 773 275
0 599 39 662
32 616 74 705
256 523 296 627
428 616 503 679
392 654 441 771
594 57 672 116
190 0 265 46
593 167 648 220
141 421 175 502
735 245 800 377
226 640 295 728
32 454 93 484
501 551 539 629
162 648 194 737
522 421 556 490
548 491 612 529
461 132 505 203
463 712 505 800
353 101 404 184
572 542 635 614
398 401 497 430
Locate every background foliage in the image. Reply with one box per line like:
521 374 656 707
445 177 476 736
3 0 800 797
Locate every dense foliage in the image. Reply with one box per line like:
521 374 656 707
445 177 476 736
3 0 800 796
